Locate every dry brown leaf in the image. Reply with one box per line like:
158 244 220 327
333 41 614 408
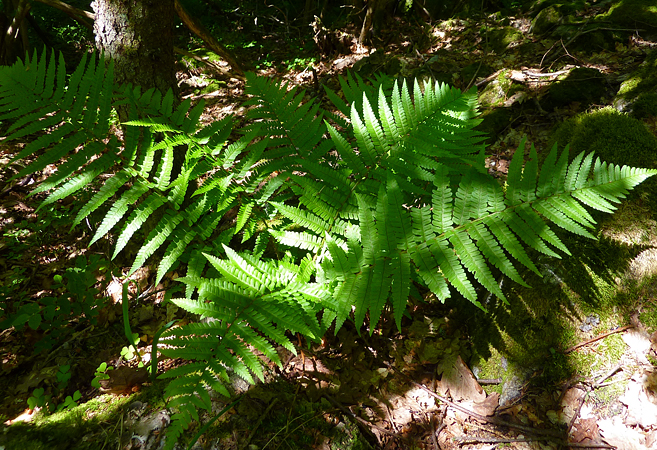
598 416 648 450
623 328 651 364
438 355 486 403
473 392 499 416
571 417 600 443
559 386 586 425
99 366 149 394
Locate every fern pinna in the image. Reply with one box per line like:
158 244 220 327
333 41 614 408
2 50 656 449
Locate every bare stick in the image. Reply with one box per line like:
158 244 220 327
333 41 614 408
34 0 93 28
564 325 632 354
174 0 245 78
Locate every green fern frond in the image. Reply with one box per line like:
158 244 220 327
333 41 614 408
112 194 166 259
159 251 329 445
89 181 151 246
130 212 184 274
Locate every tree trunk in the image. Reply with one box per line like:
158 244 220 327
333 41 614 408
358 0 394 46
0 0 32 65
91 0 181 184
91 0 176 96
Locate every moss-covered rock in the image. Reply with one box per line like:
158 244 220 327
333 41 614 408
543 67 607 111
601 0 657 39
487 26 524 54
614 49 657 113
632 91 657 119
529 0 588 17
478 70 526 108
548 107 657 169
530 5 562 35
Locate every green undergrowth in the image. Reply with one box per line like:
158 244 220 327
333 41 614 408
3 394 136 450
466 156 657 386
0 380 169 450
468 217 657 396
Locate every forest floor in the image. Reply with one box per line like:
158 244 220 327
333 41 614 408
2 2 657 449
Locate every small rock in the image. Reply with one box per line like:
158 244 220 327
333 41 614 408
500 375 523 407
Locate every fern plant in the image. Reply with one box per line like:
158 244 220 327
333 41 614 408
0 49 268 284
160 76 656 447
2 50 656 449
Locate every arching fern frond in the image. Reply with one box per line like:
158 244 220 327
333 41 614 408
265 76 657 333
3 51 656 450
159 249 328 449
0 49 246 281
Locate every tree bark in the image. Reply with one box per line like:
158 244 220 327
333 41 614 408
91 0 176 96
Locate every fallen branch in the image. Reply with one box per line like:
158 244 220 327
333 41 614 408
564 325 632 354
409 379 563 438
174 0 245 79
475 67 571 88
34 0 93 29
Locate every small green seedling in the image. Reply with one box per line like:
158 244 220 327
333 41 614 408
120 345 137 361
91 362 112 389
56 364 72 387
57 390 81 411
27 388 50 410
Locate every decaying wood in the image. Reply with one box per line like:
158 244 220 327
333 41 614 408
475 67 572 87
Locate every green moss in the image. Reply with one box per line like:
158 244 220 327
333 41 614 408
618 77 642 97
603 0 657 31
545 68 606 110
637 276 657 332
632 91 657 119
531 5 561 36
471 347 506 395
548 107 657 169
600 334 626 362
487 27 524 53
548 108 657 221
617 50 657 102
595 380 627 404
0 382 168 450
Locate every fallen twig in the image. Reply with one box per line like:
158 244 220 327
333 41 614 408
408 379 563 438
456 436 546 445
564 325 632 354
